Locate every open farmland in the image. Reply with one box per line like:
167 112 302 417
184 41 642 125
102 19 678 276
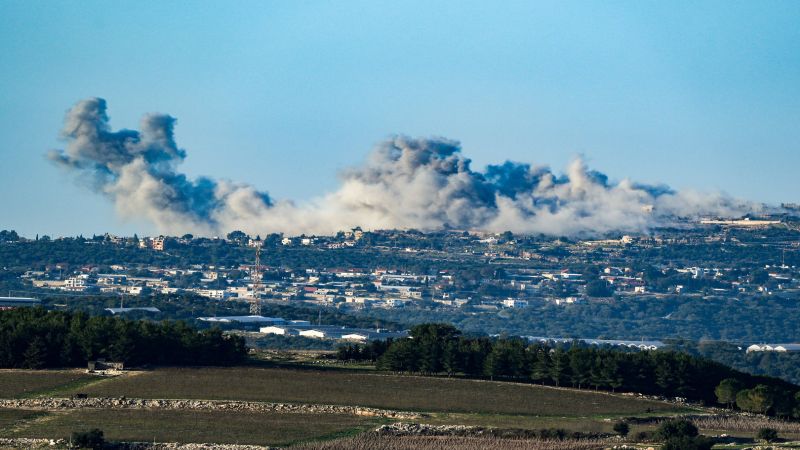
4 409 376 446
0 370 93 399
65 366 686 416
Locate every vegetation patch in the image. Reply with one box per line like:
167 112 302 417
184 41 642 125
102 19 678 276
0 408 49 432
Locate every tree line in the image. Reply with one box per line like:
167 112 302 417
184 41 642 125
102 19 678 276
337 323 798 412
0 308 247 368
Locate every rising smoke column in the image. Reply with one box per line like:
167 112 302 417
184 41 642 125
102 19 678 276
48 98 761 236
48 98 274 235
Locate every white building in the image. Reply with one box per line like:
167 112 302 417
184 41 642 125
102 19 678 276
298 329 331 339
502 299 528 308
746 344 800 353
196 289 228 300
260 325 297 335
341 333 370 342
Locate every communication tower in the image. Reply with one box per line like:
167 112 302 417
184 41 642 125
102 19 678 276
250 244 263 315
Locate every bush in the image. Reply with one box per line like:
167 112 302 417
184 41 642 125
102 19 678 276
757 427 779 443
612 421 630 436
71 428 104 449
656 418 699 440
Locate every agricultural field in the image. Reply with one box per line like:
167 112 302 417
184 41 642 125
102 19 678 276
0 370 94 399
64 366 686 416
3 409 376 446
4 367 799 448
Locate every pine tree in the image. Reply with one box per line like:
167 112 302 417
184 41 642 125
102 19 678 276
23 336 48 369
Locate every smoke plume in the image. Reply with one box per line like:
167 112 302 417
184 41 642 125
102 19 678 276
48 98 761 236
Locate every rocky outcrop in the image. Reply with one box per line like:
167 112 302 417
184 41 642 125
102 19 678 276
0 397 419 419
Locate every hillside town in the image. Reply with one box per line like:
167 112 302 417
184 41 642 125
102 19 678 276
13 216 800 316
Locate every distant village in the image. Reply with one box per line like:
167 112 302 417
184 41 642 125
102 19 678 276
15 220 800 309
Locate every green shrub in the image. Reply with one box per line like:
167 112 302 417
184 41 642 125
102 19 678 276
612 420 630 436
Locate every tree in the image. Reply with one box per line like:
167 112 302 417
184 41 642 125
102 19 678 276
756 427 778 443
410 323 460 374
569 348 592 389
0 230 20 242
442 340 460 376
715 378 744 408
549 349 570 387
736 385 775 414
484 339 528 379
23 336 48 369
530 347 550 384
226 230 248 243
736 389 754 412
585 280 613 297
613 421 630 437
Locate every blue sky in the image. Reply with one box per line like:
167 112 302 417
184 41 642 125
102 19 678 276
1 1 798 237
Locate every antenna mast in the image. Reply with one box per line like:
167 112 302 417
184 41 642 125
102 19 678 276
249 244 263 315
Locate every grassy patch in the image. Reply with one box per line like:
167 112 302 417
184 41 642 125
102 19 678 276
7 409 376 446
64 366 684 416
0 408 49 432
0 370 93 399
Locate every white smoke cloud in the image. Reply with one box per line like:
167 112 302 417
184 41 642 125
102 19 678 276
48 98 764 237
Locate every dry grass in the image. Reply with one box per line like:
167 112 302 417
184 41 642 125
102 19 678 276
292 433 609 449
691 415 800 434
7 409 375 446
64 367 682 416
0 370 93 399
419 413 616 433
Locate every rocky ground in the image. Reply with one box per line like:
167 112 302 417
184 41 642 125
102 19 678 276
0 397 420 419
